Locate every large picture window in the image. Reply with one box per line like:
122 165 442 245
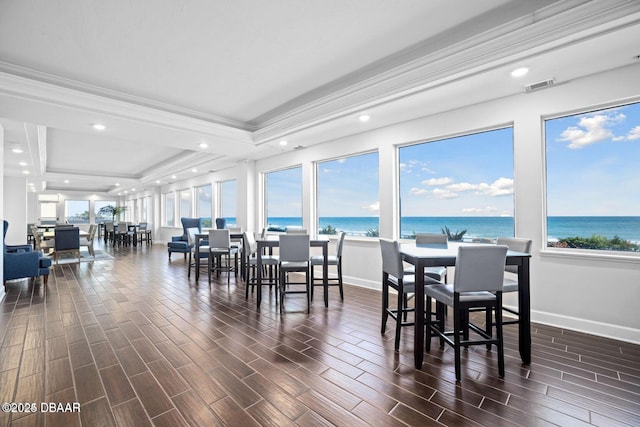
545 102 640 253
164 192 175 227
220 180 237 227
316 152 379 236
95 200 116 223
65 200 90 224
399 127 514 241
179 189 192 219
197 184 212 228
265 167 302 231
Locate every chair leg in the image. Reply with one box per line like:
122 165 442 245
496 294 505 378
187 251 192 278
337 262 344 300
425 296 432 352
381 280 389 334
453 304 462 382
394 289 403 351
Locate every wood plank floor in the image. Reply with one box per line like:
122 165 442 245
1 241 639 426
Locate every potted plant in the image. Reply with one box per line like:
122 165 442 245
97 205 128 222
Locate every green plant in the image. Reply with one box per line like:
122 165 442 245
549 234 639 252
319 224 337 235
365 227 379 237
441 225 466 241
97 205 128 222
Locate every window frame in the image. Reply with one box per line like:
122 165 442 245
196 184 213 228
163 191 176 227
64 199 90 225
219 179 237 227
263 166 303 232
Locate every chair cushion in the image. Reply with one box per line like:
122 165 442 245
310 255 338 265
503 278 519 293
280 260 308 270
425 283 496 306
425 266 447 281
248 255 279 265
168 241 191 252
39 256 53 268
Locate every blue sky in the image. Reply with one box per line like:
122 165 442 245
399 127 514 217
545 102 640 216
266 167 303 218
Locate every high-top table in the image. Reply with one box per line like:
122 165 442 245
400 241 531 369
256 237 330 309
193 231 243 281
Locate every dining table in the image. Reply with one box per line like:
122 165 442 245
400 241 532 369
255 236 330 309
193 231 244 281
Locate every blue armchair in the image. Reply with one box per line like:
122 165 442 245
3 220 52 291
168 218 202 259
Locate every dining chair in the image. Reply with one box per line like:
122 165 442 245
79 224 97 256
379 238 443 351
243 231 278 300
310 231 345 303
31 224 54 255
136 222 151 245
186 227 208 279
278 234 310 313
208 229 238 285
285 228 307 234
104 222 115 244
425 245 508 381
415 233 448 282
53 227 81 264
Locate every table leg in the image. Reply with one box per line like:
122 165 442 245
257 249 263 308
323 242 329 307
414 260 425 369
518 257 531 364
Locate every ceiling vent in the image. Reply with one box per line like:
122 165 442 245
524 78 555 93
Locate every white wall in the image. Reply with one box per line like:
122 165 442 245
251 63 640 343
3 176 28 244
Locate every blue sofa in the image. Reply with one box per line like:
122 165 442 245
3 220 52 291
167 218 202 259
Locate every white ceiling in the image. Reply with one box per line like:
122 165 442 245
2 0 640 194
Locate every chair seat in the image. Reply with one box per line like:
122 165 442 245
425 266 447 281
247 255 279 265
168 241 191 251
503 278 519 293
280 260 309 269
425 283 496 306
310 254 338 265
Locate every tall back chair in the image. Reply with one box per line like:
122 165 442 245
310 231 346 305
278 234 310 313
496 236 532 325
80 224 97 256
168 218 202 259
185 227 208 279
208 229 238 285
243 231 279 302
425 245 508 381
286 228 307 234
53 227 81 264
415 233 448 283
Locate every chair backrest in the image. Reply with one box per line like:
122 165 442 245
87 224 97 241
227 227 242 233
105 222 114 231
186 227 199 246
454 245 508 293
118 222 129 232
279 234 310 262
55 227 80 251
415 233 447 245
138 222 147 230
379 238 404 279
209 229 231 249
243 231 257 256
181 218 202 240
496 237 532 274
336 232 346 257
286 228 307 235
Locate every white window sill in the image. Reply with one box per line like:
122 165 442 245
540 248 640 264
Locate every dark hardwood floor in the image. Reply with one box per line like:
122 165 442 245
1 241 638 426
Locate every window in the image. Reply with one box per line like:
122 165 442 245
316 152 379 236
220 180 237 227
179 189 192 219
141 197 148 222
399 127 514 241
95 200 117 223
164 192 175 227
265 167 302 231
39 201 57 222
65 200 90 224
545 102 640 253
197 184 212 228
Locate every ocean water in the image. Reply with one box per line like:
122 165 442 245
257 216 640 243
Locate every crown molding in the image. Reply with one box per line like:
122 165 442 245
254 0 640 144
0 68 254 144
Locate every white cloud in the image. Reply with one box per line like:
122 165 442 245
443 177 513 197
421 177 453 186
364 201 380 212
627 125 640 140
445 182 477 192
462 206 498 214
432 188 458 199
409 187 429 196
558 112 625 149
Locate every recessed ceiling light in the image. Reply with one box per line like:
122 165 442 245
64 180 70 184
171 175 177 179
155 180 161 184
12 148 23 154
22 170 30 175
115 183 120 186
511 67 529 77
199 143 208 148
279 140 288 146
131 188 135 191
359 114 371 122
191 168 198 173
92 123 106 131
19 161 28 166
